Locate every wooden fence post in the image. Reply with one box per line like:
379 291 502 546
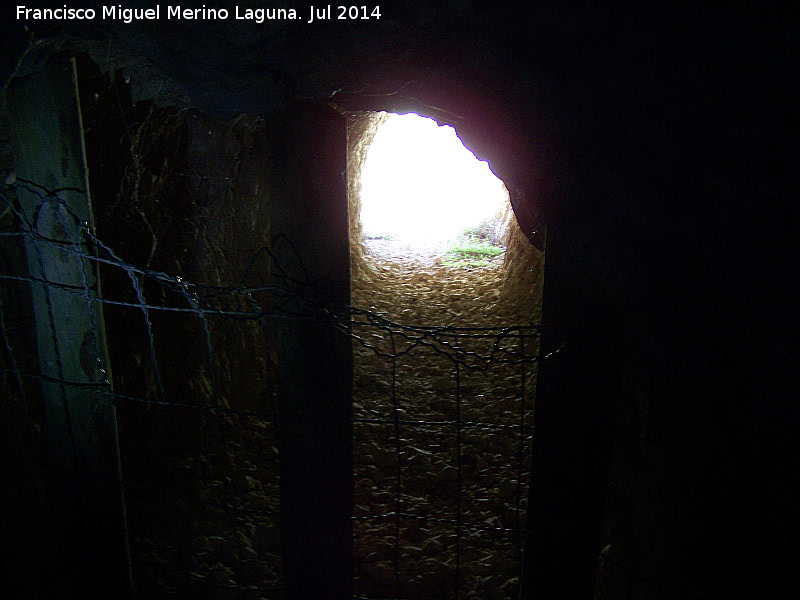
7 55 134 599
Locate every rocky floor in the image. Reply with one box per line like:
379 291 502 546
350 243 537 599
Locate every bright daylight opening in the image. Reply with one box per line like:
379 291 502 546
359 113 508 251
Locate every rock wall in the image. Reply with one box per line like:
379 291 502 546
79 56 284 597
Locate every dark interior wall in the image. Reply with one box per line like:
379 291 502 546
1 2 796 598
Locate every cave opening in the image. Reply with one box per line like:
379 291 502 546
358 112 509 253
346 110 546 598
347 110 544 324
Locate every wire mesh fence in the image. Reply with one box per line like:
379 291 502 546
1 180 560 599
350 316 544 600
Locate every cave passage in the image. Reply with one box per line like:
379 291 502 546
347 110 546 599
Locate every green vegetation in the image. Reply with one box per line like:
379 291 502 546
443 234 504 268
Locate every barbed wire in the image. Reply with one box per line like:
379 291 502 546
1 182 562 366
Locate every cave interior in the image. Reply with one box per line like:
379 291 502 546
0 3 796 599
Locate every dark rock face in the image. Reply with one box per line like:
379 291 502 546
1 3 795 598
